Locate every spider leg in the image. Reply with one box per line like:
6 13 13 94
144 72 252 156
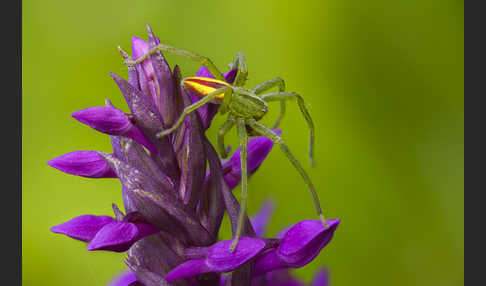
125 43 225 82
156 86 231 138
247 119 328 228
251 77 286 129
217 116 236 159
229 118 249 252
260 91 315 167
231 51 248 87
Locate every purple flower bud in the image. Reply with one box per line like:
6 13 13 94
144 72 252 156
51 213 159 253
223 134 277 190
72 106 156 153
87 220 159 252
277 219 340 267
50 215 115 241
165 237 266 282
72 106 132 134
107 270 138 286
47 151 117 178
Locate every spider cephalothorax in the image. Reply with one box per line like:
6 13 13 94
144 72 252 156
123 44 327 251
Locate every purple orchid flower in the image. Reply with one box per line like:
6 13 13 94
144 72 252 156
48 25 340 286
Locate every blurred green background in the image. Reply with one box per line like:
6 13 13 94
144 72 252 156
22 0 463 285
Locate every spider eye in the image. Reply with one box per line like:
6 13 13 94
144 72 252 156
183 77 230 99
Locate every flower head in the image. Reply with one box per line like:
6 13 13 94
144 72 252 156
48 25 340 286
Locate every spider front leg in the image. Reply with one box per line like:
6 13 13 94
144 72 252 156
217 116 235 159
156 86 232 138
231 51 248 87
260 91 315 167
229 118 249 252
252 77 286 129
125 43 226 82
247 119 328 228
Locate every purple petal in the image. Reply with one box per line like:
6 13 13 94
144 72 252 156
277 219 340 267
72 106 156 153
131 36 149 63
50 215 115 241
265 269 305 286
223 68 238 84
206 237 266 272
223 135 276 190
165 259 211 282
72 106 132 135
47 151 117 178
87 221 139 252
253 249 288 276
166 237 266 282
131 36 156 102
107 270 138 286
251 199 275 237
310 268 329 286
132 221 160 240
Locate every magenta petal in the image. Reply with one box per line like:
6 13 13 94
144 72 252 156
224 135 276 190
72 106 132 135
131 36 154 80
206 237 266 272
50 215 115 241
131 36 157 101
87 221 139 252
165 259 210 282
253 249 287 276
310 268 329 286
265 269 305 286
277 219 340 267
251 199 275 237
223 68 238 84
166 237 266 281
132 221 160 241
107 270 138 286
131 36 149 61
47 150 117 178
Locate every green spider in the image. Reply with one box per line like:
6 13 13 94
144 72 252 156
123 43 327 251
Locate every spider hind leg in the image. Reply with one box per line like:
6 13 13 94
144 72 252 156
247 119 328 228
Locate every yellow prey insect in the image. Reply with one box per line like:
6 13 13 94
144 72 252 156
123 43 327 252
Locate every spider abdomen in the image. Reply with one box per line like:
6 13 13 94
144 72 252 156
183 76 230 103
